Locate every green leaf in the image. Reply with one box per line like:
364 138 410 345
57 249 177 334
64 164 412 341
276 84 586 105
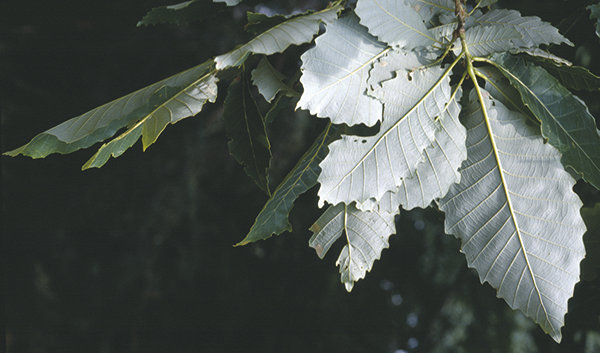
317 56 453 207
245 12 290 35
214 0 241 6
264 94 294 125
214 5 343 70
475 9 573 49
223 73 272 195
510 48 572 67
297 13 388 127
137 0 228 26
309 202 396 292
251 57 296 103
439 89 586 343
355 0 437 49
524 57 600 92
5 60 215 160
581 203 600 281
477 65 533 118
236 124 338 246
358 87 466 212
589 4 600 39
456 25 522 57
489 52 600 190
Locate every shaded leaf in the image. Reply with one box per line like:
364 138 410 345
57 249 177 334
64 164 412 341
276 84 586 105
297 13 387 127
223 73 272 195
309 202 396 291
355 0 437 49
510 48 572 66
215 5 342 70
524 57 600 92
236 124 338 246
581 203 600 281
439 89 586 343
264 94 294 125
246 12 291 35
476 65 533 119
5 60 215 160
490 52 600 190
359 87 466 212
589 4 600 39
251 57 296 103
137 0 228 26
455 25 521 57
83 76 218 169
214 0 241 6
475 9 573 49
317 62 453 206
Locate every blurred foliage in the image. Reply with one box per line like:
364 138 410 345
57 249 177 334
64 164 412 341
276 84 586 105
2 0 600 352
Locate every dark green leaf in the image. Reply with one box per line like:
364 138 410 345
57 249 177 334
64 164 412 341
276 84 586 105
581 203 600 281
490 52 600 189
589 4 600 39
245 12 289 35
223 73 272 195
236 123 338 246
137 0 228 26
528 59 600 92
264 94 294 125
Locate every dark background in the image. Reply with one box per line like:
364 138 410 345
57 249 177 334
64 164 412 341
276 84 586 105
2 0 600 352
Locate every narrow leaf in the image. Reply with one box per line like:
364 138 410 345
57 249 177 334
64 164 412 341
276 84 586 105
475 9 573 49
251 57 295 103
439 90 586 343
589 4 600 40
309 202 396 292
317 63 453 206
355 0 436 49
223 74 272 195
137 0 228 26
214 5 342 70
509 48 572 66
236 124 338 246
297 13 387 127
490 52 600 189
455 25 522 57
5 60 215 160
359 87 466 212
523 57 600 92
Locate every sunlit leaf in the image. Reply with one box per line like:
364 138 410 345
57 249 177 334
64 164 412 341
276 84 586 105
475 9 573 49
215 5 342 70
297 13 388 127
309 202 396 291
439 89 586 343
251 57 296 103
490 52 600 190
355 0 436 49
223 73 272 195
137 0 228 26
317 60 453 206
455 25 521 57
406 0 455 24
5 60 215 160
236 124 338 246
359 87 465 212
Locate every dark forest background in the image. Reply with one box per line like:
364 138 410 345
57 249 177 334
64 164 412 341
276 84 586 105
2 0 600 352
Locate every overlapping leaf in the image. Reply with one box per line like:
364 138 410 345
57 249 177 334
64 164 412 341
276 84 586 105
5 60 215 161
83 74 218 169
137 0 229 26
510 48 572 66
589 4 600 40
214 5 342 70
317 62 452 207
439 90 586 343
490 52 600 189
406 0 455 24
297 13 388 127
236 124 338 246
223 73 272 195
524 58 600 92
355 0 436 49
251 57 296 103
477 66 532 118
309 202 396 291
475 9 573 49
359 87 466 213
455 25 521 57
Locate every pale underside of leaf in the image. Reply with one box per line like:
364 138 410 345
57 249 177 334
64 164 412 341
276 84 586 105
509 48 572 67
439 90 586 343
317 63 452 207
589 4 600 40
251 57 295 103
309 202 396 291
490 52 600 190
214 5 342 70
355 0 436 49
236 124 337 246
453 25 521 57
5 61 215 159
297 13 387 127
406 0 455 25
213 0 241 6
475 9 573 49
358 87 466 212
